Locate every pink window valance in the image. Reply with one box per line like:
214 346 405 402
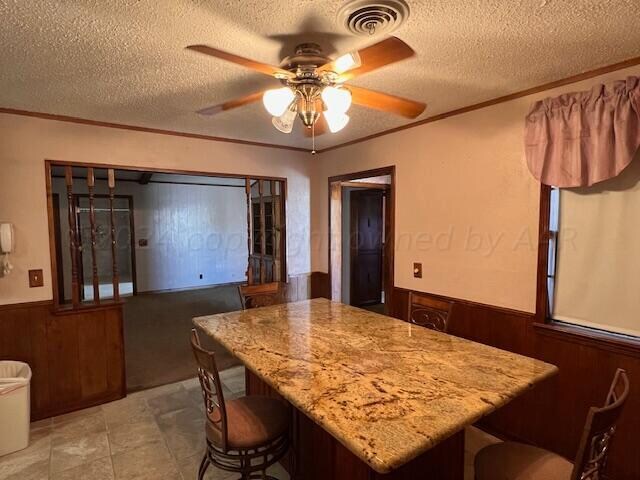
525 76 640 187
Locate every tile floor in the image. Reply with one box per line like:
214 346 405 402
0 365 500 480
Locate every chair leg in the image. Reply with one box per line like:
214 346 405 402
198 453 210 480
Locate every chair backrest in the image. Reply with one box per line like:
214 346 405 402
238 282 282 309
571 368 630 480
190 328 229 451
407 291 452 332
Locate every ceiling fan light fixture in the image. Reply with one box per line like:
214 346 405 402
333 52 361 74
321 86 352 114
263 87 295 117
272 106 297 133
324 110 350 133
188 36 425 144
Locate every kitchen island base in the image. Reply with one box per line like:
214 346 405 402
247 370 465 480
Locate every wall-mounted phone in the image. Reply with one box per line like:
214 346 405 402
0 223 14 276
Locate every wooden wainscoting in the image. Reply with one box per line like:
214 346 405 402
0 273 322 421
0 301 125 420
310 271 330 299
235 270 639 478
282 272 330 302
389 288 639 480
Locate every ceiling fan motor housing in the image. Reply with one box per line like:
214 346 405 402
277 45 335 128
296 84 322 127
280 43 332 73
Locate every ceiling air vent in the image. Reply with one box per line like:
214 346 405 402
338 0 410 37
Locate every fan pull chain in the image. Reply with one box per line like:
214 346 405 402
311 121 316 155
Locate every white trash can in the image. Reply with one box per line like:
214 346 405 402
0 361 32 457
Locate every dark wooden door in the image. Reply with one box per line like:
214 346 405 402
350 189 384 306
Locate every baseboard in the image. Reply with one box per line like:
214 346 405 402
135 280 245 296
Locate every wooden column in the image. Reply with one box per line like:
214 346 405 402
65 167 80 307
245 178 253 285
330 181 342 302
259 180 266 284
108 169 119 301
279 181 287 284
270 180 277 282
87 168 100 303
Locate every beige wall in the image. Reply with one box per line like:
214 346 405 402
0 114 311 305
311 65 640 313
3 64 639 310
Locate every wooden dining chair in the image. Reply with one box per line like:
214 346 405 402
190 329 290 480
474 368 630 480
238 282 282 309
406 291 452 332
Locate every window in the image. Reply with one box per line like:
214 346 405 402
545 160 640 338
546 187 559 313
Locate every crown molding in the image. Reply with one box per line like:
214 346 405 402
3 54 640 156
0 107 309 153
317 55 640 154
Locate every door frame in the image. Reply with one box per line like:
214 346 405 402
45 159 288 311
328 166 395 314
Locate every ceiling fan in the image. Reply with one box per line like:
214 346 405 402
186 36 426 148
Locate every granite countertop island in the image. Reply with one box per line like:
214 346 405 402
194 298 557 474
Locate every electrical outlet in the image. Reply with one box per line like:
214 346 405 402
413 263 422 278
29 269 44 287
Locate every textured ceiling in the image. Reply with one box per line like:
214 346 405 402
1 0 640 150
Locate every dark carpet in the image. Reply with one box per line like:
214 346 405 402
362 303 386 315
123 285 242 392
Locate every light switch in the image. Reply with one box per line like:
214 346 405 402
413 263 422 278
29 269 44 288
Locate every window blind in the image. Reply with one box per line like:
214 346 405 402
553 159 640 337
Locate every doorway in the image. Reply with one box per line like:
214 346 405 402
328 167 395 314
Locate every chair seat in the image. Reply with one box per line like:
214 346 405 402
475 442 574 480
207 395 289 450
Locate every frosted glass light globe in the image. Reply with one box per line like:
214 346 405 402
321 87 352 114
263 87 295 117
324 110 350 133
272 107 297 133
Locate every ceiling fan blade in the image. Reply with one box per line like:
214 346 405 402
318 37 415 81
186 45 295 79
349 85 426 119
197 91 265 116
302 114 328 137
